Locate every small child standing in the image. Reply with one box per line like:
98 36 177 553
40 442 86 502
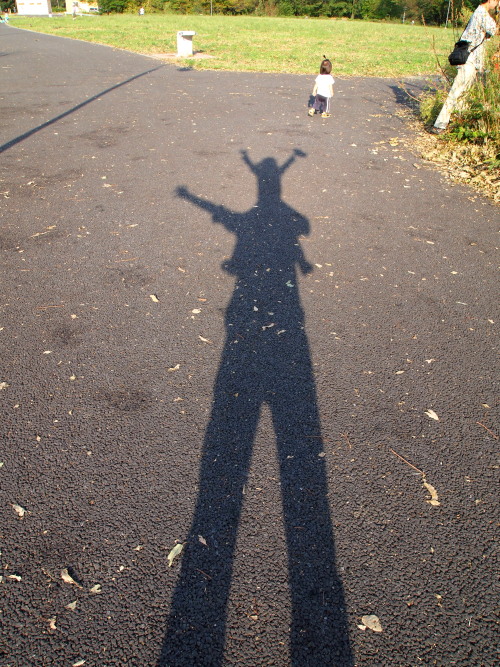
308 57 334 118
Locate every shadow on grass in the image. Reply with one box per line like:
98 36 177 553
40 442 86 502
389 78 443 115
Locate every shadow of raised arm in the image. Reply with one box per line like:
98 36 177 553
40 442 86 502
278 148 307 175
239 149 257 175
175 185 230 227
239 148 307 178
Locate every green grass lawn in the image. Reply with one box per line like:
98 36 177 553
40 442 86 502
9 14 457 77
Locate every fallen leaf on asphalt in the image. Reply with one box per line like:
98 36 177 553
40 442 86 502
0 382 9 391
167 364 180 372
61 569 82 588
198 336 212 344
48 617 57 632
198 535 207 546
424 409 439 421
150 294 159 303
65 601 77 611
192 309 201 314
12 503 26 518
361 614 383 632
7 574 22 581
423 479 440 506
167 543 184 567
73 661 86 667
89 584 102 594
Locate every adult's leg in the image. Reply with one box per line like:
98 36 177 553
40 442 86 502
434 62 477 130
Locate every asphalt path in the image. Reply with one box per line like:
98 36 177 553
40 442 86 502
1 23 498 667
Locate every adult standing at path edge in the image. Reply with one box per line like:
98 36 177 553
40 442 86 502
430 0 498 135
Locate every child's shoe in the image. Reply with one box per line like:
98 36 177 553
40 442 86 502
308 108 315 116
321 112 331 118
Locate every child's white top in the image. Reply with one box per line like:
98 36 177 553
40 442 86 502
315 74 335 98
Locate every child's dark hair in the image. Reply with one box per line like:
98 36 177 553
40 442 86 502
320 56 332 75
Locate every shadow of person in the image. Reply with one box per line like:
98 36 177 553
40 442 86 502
158 150 353 667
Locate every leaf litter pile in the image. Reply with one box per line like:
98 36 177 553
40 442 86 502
418 138 500 205
394 105 499 205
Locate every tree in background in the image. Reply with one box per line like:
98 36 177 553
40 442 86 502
94 0 478 22
255 0 280 14
323 0 351 15
0 0 16 11
99 0 128 12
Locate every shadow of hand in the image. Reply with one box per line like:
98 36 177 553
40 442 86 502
176 185 189 198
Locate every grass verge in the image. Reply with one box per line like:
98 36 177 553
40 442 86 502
9 14 452 77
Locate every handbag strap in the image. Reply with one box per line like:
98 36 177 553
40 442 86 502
460 35 486 53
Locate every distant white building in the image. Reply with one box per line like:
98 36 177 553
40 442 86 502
16 0 52 15
64 0 99 12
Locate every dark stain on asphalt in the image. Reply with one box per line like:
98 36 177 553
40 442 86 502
103 389 153 412
52 324 85 347
0 231 20 251
77 125 130 149
105 265 153 289
193 150 231 158
1 227 65 251
158 150 353 667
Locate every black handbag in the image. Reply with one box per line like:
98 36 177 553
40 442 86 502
448 36 486 66
448 40 471 66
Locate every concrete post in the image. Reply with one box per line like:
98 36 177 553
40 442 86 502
177 31 196 58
